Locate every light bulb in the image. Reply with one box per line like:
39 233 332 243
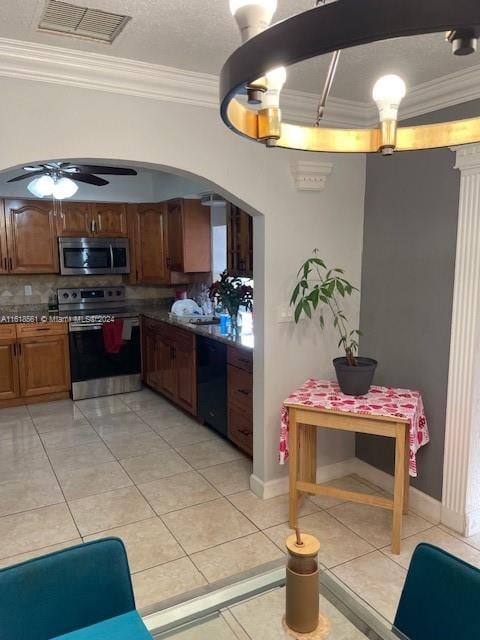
262 66 287 108
229 0 277 16
52 177 78 200
230 0 277 42
27 175 55 198
372 74 406 122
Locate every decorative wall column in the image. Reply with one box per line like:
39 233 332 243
442 144 480 536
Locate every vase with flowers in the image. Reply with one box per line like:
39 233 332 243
209 271 253 333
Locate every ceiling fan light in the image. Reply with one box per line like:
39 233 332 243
230 0 277 42
372 74 407 121
27 175 55 198
52 177 79 200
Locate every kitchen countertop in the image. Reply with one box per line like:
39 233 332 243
0 303 254 350
141 309 254 351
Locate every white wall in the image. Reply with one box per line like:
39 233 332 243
0 75 366 494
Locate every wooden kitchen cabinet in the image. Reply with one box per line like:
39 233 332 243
129 203 169 284
167 199 211 273
57 202 127 237
141 318 197 415
56 201 93 237
0 325 20 401
91 203 127 237
4 199 58 273
18 332 70 398
130 199 211 285
0 201 8 274
174 330 197 413
0 323 71 407
227 203 253 278
227 345 253 457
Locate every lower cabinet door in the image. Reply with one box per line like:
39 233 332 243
157 334 177 400
228 406 253 457
143 326 159 389
174 334 197 415
18 335 71 397
0 339 20 401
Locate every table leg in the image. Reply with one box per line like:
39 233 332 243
392 423 406 554
299 424 317 486
403 427 410 515
289 408 299 528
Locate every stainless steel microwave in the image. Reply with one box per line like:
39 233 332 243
58 237 130 276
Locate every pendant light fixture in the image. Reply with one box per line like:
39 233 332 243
221 0 480 154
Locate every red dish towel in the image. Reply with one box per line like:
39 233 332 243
102 320 126 354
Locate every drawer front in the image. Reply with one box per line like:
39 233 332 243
16 322 67 338
228 364 252 413
227 346 253 373
228 406 253 457
0 324 16 340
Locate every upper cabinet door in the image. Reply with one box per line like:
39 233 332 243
56 202 93 237
4 199 59 274
227 204 253 278
167 198 211 273
91 203 127 237
167 199 184 272
0 201 9 274
134 203 169 284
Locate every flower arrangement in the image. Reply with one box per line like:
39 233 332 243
209 271 253 321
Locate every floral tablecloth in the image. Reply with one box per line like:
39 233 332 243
280 379 429 477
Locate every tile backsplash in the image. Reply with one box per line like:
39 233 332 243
0 275 174 307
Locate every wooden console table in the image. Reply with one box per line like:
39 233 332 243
286 404 410 555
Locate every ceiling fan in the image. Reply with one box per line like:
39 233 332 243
7 162 138 199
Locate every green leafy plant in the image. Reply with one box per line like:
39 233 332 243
209 270 253 318
290 250 361 366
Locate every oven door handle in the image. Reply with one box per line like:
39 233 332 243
110 244 115 270
70 324 103 332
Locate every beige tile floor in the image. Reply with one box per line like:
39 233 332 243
1 390 480 624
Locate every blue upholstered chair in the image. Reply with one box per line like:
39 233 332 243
0 537 152 640
393 542 480 640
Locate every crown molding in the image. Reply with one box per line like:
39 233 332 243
0 37 478 130
399 64 480 122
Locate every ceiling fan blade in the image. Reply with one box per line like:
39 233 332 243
23 166 44 172
66 173 110 187
7 172 44 183
65 165 137 176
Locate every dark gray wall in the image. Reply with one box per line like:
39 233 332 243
357 100 480 500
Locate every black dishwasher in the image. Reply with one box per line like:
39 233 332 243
196 336 228 436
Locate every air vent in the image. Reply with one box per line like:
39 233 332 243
39 0 130 43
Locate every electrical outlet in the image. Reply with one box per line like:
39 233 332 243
24 285 32 296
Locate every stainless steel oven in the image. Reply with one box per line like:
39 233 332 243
59 237 130 276
59 287 141 400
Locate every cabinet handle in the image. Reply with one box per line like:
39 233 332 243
12 343 16 357
238 428 251 436
238 389 251 396
3 257 7 271
18 343 22 356
36 327 50 331
9 258 12 271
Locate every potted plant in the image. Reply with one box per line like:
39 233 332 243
290 250 377 396
209 270 253 333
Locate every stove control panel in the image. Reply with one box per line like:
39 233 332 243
57 287 126 305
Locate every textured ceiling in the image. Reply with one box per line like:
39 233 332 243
0 0 479 102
